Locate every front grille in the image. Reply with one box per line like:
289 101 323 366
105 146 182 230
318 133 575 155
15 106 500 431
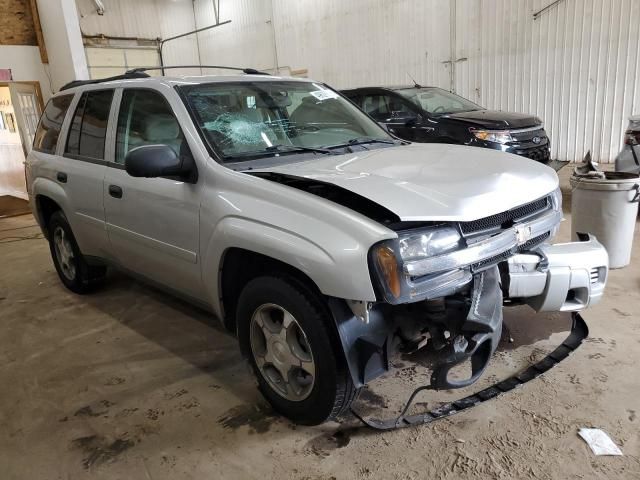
470 232 550 272
519 145 551 162
471 250 513 272
590 267 599 284
511 127 545 142
517 231 550 251
460 197 550 236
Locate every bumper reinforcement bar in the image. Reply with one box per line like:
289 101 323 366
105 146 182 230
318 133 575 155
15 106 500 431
350 312 588 430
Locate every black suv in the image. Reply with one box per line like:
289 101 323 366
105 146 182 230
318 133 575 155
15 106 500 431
342 86 551 162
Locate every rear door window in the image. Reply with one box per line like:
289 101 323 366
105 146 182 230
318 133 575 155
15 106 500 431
33 94 74 154
65 89 114 160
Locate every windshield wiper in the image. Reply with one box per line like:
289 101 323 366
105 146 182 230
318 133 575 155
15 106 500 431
326 137 401 149
224 144 335 162
264 144 334 155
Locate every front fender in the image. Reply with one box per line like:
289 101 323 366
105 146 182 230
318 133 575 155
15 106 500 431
203 215 380 318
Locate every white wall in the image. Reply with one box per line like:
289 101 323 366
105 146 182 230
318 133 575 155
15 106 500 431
36 0 88 92
0 46 53 101
71 0 640 163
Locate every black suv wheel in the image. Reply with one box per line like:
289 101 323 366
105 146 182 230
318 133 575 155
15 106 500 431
48 211 106 294
237 276 358 425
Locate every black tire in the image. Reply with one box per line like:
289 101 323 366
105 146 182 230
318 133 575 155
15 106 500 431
237 275 358 425
48 210 106 294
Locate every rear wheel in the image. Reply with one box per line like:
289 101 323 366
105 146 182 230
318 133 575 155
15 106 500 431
48 211 106 294
237 276 358 425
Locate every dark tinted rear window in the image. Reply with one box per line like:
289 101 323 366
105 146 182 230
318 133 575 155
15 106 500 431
33 95 74 154
65 89 114 160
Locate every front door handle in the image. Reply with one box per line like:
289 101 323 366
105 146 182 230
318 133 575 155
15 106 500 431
108 185 123 199
57 172 67 183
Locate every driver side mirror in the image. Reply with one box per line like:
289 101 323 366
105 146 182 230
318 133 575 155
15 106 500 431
125 144 197 183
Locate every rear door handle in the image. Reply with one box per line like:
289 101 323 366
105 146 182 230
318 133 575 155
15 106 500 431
57 172 67 183
108 185 123 199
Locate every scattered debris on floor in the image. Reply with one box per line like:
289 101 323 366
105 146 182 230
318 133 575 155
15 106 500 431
578 428 623 456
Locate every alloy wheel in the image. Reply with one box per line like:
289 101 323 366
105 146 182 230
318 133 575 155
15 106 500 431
53 226 76 281
249 303 316 401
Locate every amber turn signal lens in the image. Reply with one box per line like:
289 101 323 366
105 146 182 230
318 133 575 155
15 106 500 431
375 246 401 299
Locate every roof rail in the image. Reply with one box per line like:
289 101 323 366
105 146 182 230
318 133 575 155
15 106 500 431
60 71 150 91
125 65 270 75
59 65 270 92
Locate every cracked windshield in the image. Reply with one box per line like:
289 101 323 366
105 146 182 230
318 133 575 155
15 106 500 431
180 81 394 161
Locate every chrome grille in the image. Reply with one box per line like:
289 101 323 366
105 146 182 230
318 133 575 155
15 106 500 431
520 146 551 162
517 231 550 251
470 232 550 272
471 250 513 272
510 127 545 142
460 197 551 236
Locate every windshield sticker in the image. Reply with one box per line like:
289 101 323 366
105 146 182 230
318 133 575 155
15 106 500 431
310 89 339 101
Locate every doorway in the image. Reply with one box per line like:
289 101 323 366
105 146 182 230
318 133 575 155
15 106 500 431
0 81 43 217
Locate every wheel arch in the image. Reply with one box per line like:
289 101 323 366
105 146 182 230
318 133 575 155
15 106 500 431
217 247 327 333
33 179 69 239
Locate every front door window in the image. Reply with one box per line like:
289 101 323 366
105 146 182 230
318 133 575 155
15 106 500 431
115 89 189 164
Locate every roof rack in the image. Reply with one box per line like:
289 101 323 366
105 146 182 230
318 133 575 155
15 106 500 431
126 65 270 75
59 71 150 91
59 65 269 92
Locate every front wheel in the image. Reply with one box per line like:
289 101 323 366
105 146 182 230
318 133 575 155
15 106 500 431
237 276 358 425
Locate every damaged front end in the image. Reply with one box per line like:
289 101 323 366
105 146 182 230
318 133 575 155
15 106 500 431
329 191 609 429
330 264 504 391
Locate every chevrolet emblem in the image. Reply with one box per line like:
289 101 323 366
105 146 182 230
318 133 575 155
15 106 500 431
515 225 533 244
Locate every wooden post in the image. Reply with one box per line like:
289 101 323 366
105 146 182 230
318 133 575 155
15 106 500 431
28 0 48 64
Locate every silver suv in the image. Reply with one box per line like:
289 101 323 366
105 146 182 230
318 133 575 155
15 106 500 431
26 71 608 426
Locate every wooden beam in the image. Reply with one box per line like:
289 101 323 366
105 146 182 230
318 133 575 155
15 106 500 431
28 0 48 64
0 0 37 45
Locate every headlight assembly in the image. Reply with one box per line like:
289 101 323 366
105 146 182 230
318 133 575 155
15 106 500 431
470 128 514 144
371 226 463 303
373 245 401 299
398 227 461 261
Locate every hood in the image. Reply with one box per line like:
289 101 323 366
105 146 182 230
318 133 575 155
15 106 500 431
444 110 541 129
253 143 558 222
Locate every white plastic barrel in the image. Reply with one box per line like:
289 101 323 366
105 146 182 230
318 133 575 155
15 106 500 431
570 172 640 268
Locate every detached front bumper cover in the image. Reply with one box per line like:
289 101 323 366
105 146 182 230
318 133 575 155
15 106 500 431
351 312 588 430
508 233 608 311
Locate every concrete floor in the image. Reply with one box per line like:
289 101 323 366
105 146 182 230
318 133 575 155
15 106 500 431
1 168 640 479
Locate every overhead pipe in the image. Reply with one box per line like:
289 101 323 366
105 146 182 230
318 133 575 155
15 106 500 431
93 0 105 15
533 0 566 20
159 20 232 74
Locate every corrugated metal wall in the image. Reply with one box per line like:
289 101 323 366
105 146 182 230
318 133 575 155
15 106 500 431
455 0 640 163
194 0 274 74
74 0 640 162
75 0 199 70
